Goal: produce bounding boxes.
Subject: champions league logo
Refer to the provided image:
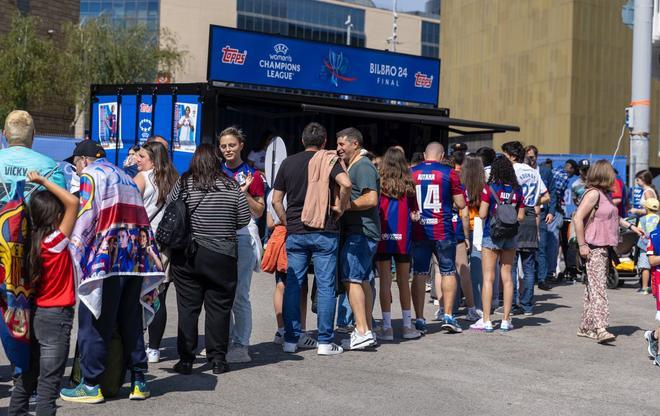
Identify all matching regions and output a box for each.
[139,119,152,137]
[322,50,357,87]
[273,43,288,55]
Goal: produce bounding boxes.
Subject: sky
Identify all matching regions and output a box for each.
[372,0,429,12]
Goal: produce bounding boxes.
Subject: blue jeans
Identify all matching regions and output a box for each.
[230,234,257,346]
[469,233,483,311]
[336,293,354,327]
[514,251,537,313]
[537,215,561,282]
[285,232,339,345]
[9,307,74,416]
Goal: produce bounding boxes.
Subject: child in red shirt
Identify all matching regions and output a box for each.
[9,172,78,415]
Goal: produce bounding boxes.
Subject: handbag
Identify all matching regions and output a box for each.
[156,179,206,251]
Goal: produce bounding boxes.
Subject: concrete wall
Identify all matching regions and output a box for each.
[440,0,575,153]
[440,0,660,167]
[364,7,423,55]
[159,0,237,82]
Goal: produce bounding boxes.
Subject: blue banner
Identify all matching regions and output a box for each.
[208,25,440,106]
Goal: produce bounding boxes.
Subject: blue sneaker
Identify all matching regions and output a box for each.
[129,380,151,400]
[645,331,658,358]
[441,315,463,333]
[415,318,427,335]
[60,382,104,404]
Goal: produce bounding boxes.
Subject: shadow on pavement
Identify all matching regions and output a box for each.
[609,325,643,337]
[227,341,305,371]
[147,371,218,398]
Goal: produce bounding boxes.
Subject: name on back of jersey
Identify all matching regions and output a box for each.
[419,218,439,225]
[417,174,435,181]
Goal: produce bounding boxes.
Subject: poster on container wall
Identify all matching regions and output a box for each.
[91,93,201,173]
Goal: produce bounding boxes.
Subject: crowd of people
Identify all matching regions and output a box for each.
[3,109,660,415]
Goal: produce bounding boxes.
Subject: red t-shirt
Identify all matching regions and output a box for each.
[35,230,75,308]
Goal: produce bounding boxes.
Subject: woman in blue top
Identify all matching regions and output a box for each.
[471,156,525,333]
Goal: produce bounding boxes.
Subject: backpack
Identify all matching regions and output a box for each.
[489,185,519,239]
[156,179,206,251]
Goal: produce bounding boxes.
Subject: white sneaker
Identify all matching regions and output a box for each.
[470,318,494,332]
[283,342,298,353]
[273,331,284,345]
[317,343,344,355]
[226,344,251,363]
[374,326,394,341]
[402,326,422,339]
[198,348,207,357]
[349,330,376,350]
[297,333,318,349]
[146,348,160,363]
[500,320,514,332]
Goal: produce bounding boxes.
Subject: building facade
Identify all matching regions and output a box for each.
[80,0,159,31]
[0,0,80,136]
[440,0,660,167]
[156,0,440,83]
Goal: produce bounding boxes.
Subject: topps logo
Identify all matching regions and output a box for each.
[414,72,433,88]
[139,103,152,113]
[221,46,247,65]
[419,218,439,225]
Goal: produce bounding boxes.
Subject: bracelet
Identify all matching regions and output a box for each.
[579,243,588,247]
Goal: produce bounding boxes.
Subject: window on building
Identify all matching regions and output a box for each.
[421,21,439,58]
[80,0,160,34]
[237,0,366,47]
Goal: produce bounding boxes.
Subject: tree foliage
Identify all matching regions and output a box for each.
[0,13,186,129]
[0,13,60,125]
[61,19,186,125]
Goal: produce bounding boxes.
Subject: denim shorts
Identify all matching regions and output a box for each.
[412,240,456,276]
[340,234,378,283]
[482,235,517,251]
[639,251,651,270]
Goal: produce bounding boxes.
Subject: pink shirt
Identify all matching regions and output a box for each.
[584,189,619,247]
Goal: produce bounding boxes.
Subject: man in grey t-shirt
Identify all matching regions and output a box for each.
[336,127,380,350]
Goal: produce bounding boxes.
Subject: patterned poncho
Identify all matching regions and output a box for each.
[69,159,164,326]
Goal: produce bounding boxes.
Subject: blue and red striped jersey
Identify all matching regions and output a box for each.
[411,161,463,241]
[377,194,418,254]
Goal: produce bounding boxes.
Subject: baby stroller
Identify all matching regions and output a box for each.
[571,227,640,289]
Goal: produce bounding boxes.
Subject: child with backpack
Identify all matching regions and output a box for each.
[9,171,78,416]
[469,156,525,333]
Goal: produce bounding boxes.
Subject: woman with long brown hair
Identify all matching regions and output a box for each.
[574,160,642,343]
[168,144,251,374]
[374,147,422,341]
[134,140,179,363]
[461,154,486,316]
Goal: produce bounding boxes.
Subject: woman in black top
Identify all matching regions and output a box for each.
[168,144,251,375]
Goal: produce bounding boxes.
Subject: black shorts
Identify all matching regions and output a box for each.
[275,270,287,284]
[373,253,411,263]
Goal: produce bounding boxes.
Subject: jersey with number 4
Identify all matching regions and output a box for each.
[411,161,463,241]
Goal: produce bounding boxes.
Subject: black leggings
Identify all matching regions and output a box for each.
[148,282,170,349]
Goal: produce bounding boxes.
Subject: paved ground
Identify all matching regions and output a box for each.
[1,274,660,416]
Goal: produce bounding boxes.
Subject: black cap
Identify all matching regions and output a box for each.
[578,159,590,170]
[65,140,106,164]
[450,142,468,153]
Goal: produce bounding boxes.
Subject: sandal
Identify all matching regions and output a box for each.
[577,328,596,339]
[596,329,616,344]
